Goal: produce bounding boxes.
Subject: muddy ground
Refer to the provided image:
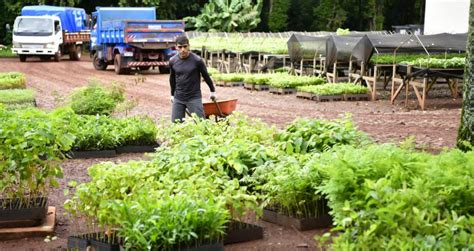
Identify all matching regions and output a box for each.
[0,56,463,250]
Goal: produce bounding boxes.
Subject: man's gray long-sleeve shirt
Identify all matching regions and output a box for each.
[169,52,215,101]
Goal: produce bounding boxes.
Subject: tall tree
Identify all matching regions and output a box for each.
[185,0,263,32]
[312,0,347,31]
[268,0,290,31]
[457,1,474,150]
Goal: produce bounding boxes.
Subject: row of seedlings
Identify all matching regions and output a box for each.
[0,72,37,109]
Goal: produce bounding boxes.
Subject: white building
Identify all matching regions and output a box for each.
[424,0,470,34]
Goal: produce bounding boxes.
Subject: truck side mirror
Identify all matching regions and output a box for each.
[55,25,61,33]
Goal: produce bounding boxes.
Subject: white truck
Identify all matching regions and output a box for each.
[11,5,90,62]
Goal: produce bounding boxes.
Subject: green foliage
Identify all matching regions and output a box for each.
[312,0,347,31]
[0,89,35,105]
[68,80,125,116]
[297,83,369,95]
[0,72,26,90]
[316,144,474,249]
[275,116,369,154]
[190,35,288,54]
[0,107,74,198]
[336,28,350,35]
[117,116,158,146]
[371,53,465,64]
[400,57,465,69]
[213,73,246,82]
[0,46,15,57]
[268,0,290,31]
[185,0,263,32]
[267,74,325,88]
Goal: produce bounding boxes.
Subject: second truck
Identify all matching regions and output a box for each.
[90,7,185,74]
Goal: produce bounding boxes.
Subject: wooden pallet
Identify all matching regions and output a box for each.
[296,91,315,100]
[269,87,296,95]
[314,94,344,102]
[344,93,370,101]
[254,84,269,91]
[224,81,244,87]
[0,207,55,240]
[243,83,255,90]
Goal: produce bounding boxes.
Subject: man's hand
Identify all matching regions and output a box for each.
[170,96,174,103]
[210,92,217,101]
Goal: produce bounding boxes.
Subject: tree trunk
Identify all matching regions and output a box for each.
[457,1,474,150]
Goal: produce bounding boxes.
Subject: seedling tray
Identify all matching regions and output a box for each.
[69,150,117,159]
[0,197,48,228]
[224,220,264,244]
[67,233,120,251]
[224,81,244,87]
[254,84,269,91]
[116,144,160,154]
[243,83,255,90]
[296,91,316,100]
[262,208,332,231]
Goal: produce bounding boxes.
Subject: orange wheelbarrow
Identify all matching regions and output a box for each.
[186,99,238,122]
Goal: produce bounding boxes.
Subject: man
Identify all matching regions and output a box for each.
[169,35,216,122]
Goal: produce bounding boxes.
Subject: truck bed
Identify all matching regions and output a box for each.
[64,31,91,43]
[98,20,184,46]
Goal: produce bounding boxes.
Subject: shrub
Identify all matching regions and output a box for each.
[69,81,125,115]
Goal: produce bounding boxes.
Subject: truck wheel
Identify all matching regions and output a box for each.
[69,45,82,61]
[19,55,27,62]
[114,54,129,75]
[159,66,170,74]
[93,54,108,71]
[54,50,61,62]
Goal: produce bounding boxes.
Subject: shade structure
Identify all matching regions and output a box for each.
[325,35,374,67]
[287,34,330,63]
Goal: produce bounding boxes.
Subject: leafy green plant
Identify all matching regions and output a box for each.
[297,83,368,95]
[371,53,465,65]
[190,35,288,54]
[185,0,263,32]
[117,116,157,146]
[275,116,369,154]
[68,80,125,115]
[0,89,35,105]
[0,46,15,58]
[0,72,26,90]
[400,57,465,69]
[268,74,325,88]
[0,107,74,200]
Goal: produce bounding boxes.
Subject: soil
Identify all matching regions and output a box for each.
[0,56,462,250]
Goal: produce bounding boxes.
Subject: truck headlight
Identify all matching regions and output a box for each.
[44,42,55,48]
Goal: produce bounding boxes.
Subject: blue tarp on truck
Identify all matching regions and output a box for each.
[21,5,87,33]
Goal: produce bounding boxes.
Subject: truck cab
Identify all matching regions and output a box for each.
[11,5,90,62]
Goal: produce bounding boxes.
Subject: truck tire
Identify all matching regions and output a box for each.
[19,55,27,62]
[93,54,108,71]
[159,66,170,74]
[69,45,82,61]
[114,54,130,75]
[54,50,61,62]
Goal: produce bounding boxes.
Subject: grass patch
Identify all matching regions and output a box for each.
[0,72,26,90]
[0,46,16,58]
[0,89,36,105]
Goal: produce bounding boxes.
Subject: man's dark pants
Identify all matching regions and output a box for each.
[171,98,205,122]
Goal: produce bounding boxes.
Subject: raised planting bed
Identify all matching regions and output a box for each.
[261,208,332,231]
[269,87,296,95]
[296,91,315,100]
[116,143,160,154]
[313,94,344,102]
[0,197,48,228]
[224,220,264,245]
[343,93,370,101]
[69,150,117,159]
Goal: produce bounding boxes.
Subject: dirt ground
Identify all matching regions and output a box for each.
[0,55,463,250]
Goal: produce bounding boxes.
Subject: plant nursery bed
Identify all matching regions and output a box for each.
[269,87,296,95]
[0,197,48,228]
[224,220,264,245]
[0,206,55,240]
[116,143,160,154]
[313,94,344,102]
[69,150,117,159]
[343,93,370,101]
[261,208,332,231]
[296,91,315,100]
[224,81,244,87]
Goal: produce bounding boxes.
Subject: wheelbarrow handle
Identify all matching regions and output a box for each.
[213,99,224,117]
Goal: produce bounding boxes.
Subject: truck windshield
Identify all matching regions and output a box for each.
[14,18,53,36]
